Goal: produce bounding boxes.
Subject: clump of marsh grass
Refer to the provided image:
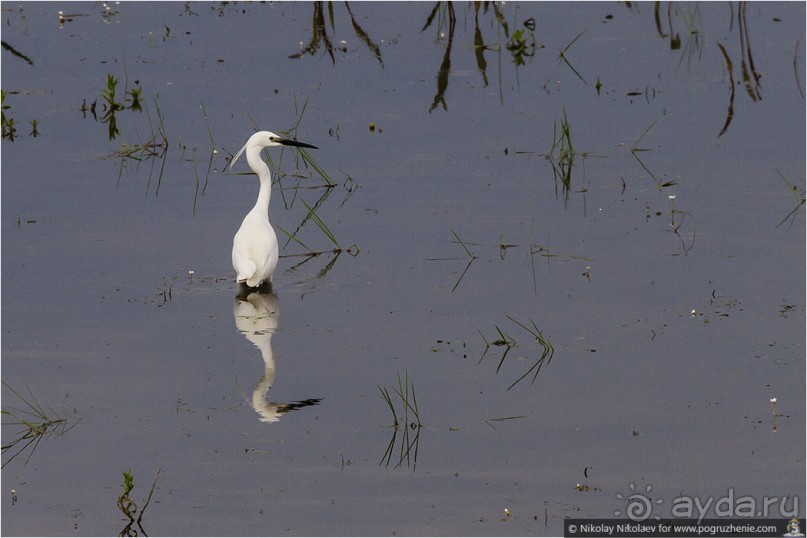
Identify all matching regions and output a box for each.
[378,371,421,470]
[535,108,599,209]
[547,107,576,201]
[185,101,220,216]
[276,188,360,277]
[105,96,167,161]
[775,169,805,229]
[193,101,217,201]
[478,316,555,390]
[507,27,536,66]
[262,94,335,188]
[505,316,555,388]
[424,228,480,293]
[630,120,676,190]
[448,228,479,292]
[498,234,517,260]
[478,323,517,378]
[662,194,696,255]
[101,96,169,196]
[1,381,80,468]
[558,31,586,84]
[87,61,172,197]
[484,413,527,429]
[95,70,144,141]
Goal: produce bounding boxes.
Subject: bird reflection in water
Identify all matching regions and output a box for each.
[233,286,321,423]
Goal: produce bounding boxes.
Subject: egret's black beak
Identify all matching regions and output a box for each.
[279,138,318,150]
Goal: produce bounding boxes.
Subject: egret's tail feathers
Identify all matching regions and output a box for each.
[245,274,267,288]
[235,259,257,284]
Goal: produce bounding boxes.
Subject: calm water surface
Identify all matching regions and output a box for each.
[1,2,804,536]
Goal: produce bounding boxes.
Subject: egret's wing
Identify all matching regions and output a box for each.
[232,231,258,283]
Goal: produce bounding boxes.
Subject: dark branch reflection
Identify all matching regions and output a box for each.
[289,1,335,63]
[737,1,761,101]
[290,1,383,67]
[426,2,455,113]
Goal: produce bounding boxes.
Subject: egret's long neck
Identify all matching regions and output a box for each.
[246,146,272,214]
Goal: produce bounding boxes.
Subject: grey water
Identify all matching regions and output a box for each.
[1,2,804,536]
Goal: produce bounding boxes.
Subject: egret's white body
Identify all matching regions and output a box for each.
[229,131,317,288]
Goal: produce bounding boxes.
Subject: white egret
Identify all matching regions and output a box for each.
[229,131,318,288]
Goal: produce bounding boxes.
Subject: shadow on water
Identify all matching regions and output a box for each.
[233,289,322,424]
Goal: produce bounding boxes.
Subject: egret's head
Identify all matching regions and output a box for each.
[230,131,318,171]
[251,131,318,150]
